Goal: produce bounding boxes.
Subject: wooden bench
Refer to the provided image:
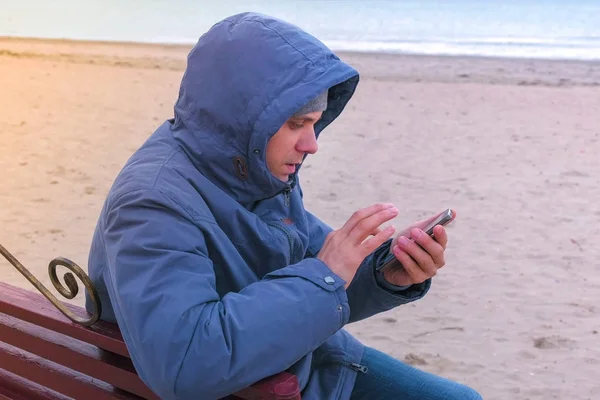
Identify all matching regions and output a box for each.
[0,246,302,400]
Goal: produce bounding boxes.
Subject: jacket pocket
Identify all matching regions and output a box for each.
[266,221,304,265]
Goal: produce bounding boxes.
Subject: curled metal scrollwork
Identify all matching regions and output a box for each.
[0,243,101,327]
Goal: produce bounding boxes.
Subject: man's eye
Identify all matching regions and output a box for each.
[289,122,304,130]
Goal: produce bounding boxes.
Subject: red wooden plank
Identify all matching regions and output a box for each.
[0,342,142,400]
[0,281,129,357]
[0,382,30,400]
[0,388,24,400]
[0,368,70,400]
[0,282,301,399]
[0,313,159,400]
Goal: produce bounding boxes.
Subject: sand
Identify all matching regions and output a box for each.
[1,37,599,399]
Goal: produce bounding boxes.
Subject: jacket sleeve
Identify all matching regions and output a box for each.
[303,210,430,324]
[100,189,350,400]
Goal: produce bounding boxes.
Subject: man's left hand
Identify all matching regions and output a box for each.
[383,210,455,287]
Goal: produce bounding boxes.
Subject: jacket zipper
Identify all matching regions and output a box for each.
[315,360,368,374]
[261,179,295,205]
[344,362,368,373]
[283,185,292,207]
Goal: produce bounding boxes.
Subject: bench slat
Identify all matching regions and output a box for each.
[0,281,302,399]
[0,313,159,400]
[0,282,128,357]
[0,388,27,400]
[0,369,70,400]
[0,342,143,400]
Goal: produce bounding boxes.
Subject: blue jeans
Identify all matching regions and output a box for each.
[350,347,482,400]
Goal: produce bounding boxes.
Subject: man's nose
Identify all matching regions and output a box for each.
[297,130,318,154]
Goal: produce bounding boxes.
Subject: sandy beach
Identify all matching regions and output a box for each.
[1,37,599,399]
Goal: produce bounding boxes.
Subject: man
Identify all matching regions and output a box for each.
[86,12,482,400]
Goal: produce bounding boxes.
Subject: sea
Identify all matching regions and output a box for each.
[1,0,600,60]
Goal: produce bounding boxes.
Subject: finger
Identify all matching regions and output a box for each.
[392,245,430,283]
[432,225,448,250]
[397,235,438,276]
[348,206,398,244]
[370,227,382,236]
[341,203,396,235]
[361,225,396,255]
[411,228,446,267]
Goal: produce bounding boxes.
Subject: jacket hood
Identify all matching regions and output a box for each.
[170,12,359,206]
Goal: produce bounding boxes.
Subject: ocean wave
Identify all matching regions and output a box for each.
[324,39,600,60]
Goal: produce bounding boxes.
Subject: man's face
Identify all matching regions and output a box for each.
[266,111,322,182]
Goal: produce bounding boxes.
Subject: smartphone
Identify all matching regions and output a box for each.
[422,208,454,237]
[378,208,455,271]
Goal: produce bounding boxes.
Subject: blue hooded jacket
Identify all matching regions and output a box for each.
[86,12,430,400]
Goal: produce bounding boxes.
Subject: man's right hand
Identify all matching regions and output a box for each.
[317,203,398,288]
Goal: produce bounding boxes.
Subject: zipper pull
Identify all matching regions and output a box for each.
[348,362,368,373]
[283,187,292,207]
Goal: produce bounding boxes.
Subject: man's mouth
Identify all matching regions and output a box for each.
[285,163,299,173]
